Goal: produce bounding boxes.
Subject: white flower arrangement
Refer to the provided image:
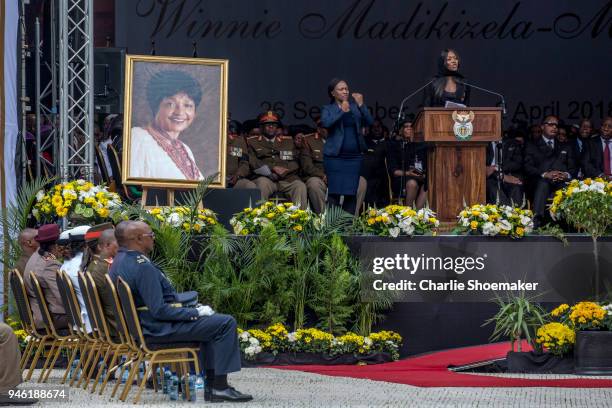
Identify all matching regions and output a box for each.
[457,204,533,239]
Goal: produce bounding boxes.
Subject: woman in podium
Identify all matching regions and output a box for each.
[321,78,374,215]
[423,49,471,107]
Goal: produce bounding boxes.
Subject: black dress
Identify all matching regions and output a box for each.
[422,79,471,107]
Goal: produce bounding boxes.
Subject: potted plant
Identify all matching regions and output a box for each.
[569,301,612,375]
[484,292,556,372]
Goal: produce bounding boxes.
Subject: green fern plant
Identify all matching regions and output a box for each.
[309,234,353,334]
[1,177,53,270]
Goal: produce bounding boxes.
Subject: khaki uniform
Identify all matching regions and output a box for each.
[86,255,118,340]
[15,252,33,276]
[23,251,67,330]
[247,134,307,208]
[301,133,327,214]
[227,135,256,189]
[0,323,22,393]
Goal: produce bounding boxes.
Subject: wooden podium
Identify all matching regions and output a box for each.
[413,107,502,222]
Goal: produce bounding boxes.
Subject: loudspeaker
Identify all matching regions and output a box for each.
[203,188,262,231]
[94,47,126,114]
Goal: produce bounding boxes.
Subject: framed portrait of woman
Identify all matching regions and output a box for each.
[122,54,228,188]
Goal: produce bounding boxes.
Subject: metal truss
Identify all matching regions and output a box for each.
[58,0,94,182]
[34,10,59,179]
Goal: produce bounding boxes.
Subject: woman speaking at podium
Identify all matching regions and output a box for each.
[321,78,374,215]
[423,49,471,107]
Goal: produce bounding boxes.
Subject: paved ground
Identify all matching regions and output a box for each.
[17,368,612,407]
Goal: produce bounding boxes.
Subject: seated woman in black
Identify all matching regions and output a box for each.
[387,118,428,208]
[423,49,471,107]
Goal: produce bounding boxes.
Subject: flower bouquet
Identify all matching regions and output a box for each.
[146,206,218,234]
[358,205,439,237]
[230,202,320,235]
[33,179,121,224]
[456,204,533,239]
[550,178,612,238]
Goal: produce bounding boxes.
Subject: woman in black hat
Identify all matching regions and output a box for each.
[423,49,471,107]
[321,78,374,215]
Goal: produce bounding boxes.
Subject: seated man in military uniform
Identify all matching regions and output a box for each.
[300,122,328,214]
[23,224,69,331]
[247,111,307,209]
[109,221,252,403]
[83,224,119,339]
[226,120,256,189]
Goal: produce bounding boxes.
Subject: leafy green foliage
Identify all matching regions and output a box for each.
[484,291,547,352]
[1,177,53,270]
[309,234,353,334]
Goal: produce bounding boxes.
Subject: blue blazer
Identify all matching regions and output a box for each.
[321,102,374,157]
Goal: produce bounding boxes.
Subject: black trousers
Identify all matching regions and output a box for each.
[486,177,524,206]
[533,179,565,219]
[147,313,241,376]
[328,193,357,215]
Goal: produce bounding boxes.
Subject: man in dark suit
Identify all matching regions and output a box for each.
[486,135,525,206]
[524,115,578,226]
[581,116,612,180]
[109,221,252,403]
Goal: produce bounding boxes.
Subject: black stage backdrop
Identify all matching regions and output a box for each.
[116,0,611,126]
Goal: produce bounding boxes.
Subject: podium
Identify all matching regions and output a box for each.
[413,107,502,222]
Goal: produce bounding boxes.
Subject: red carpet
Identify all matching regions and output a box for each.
[272,342,612,387]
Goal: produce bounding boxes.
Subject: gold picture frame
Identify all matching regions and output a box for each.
[122,54,228,189]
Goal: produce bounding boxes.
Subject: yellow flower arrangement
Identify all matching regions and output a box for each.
[456,204,533,239]
[551,303,570,318]
[146,206,218,233]
[33,179,121,223]
[549,178,612,238]
[358,205,439,237]
[569,301,606,330]
[536,322,575,356]
[236,325,403,360]
[230,201,320,235]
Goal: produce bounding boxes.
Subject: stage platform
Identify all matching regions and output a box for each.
[344,235,612,356]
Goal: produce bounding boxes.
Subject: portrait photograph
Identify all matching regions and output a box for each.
[122,54,228,188]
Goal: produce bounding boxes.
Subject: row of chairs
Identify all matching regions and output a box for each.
[10,269,200,403]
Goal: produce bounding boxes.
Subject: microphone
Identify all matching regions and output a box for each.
[456,79,507,116]
[395,79,435,134]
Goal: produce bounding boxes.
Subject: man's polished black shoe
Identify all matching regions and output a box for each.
[204,386,253,402]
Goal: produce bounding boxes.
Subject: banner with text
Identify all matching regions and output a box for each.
[116,0,611,126]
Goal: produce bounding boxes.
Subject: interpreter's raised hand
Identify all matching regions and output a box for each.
[352,93,364,107]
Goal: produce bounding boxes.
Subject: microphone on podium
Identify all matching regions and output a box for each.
[456,79,507,116]
[395,79,435,134]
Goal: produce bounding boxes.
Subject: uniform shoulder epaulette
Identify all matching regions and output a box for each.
[246,135,260,140]
[280,135,293,140]
[136,255,149,264]
[303,133,316,139]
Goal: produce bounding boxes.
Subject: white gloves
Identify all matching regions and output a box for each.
[197,305,215,317]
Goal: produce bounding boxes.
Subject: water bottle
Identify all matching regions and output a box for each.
[121,365,130,384]
[163,369,172,394]
[181,374,196,402]
[195,375,204,391]
[138,362,145,383]
[169,372,179,401]
[155,367,163,391]
[97,360,107,383]
[69,358,80,380]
